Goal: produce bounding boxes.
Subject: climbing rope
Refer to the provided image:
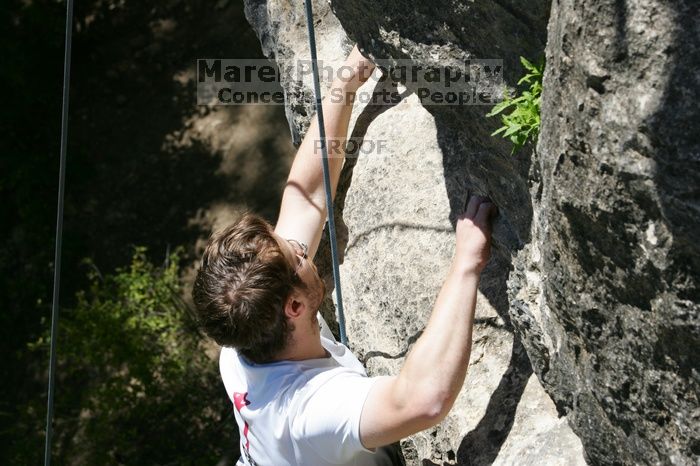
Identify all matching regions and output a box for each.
[303,0,348,346]
[44,0,74,464]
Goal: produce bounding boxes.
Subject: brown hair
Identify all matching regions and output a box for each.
[192,213,300,363]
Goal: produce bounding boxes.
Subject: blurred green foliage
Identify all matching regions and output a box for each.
[27,248,235,465]
[487,56,544,154]
[1,0,258,462]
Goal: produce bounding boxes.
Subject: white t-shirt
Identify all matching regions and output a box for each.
[219,315,397,466]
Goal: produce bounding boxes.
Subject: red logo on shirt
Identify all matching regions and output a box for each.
[233,392,253,453]
[233,391,250,411]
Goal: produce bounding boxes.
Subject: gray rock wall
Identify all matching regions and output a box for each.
[242,0,698,464]
[510,0,699,464]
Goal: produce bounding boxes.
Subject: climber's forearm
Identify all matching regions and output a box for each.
[274,78,355,258]
[394,261,480,418]
[274,45,373,258]
[287,77,354,208]
[359,198,493,449]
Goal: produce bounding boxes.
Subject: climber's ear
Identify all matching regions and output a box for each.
[283,292,306,320]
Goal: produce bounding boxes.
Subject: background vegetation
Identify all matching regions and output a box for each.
[26,249,232,465]
[1,0,292,463]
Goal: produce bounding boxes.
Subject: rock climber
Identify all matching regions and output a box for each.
[192,45,497,466]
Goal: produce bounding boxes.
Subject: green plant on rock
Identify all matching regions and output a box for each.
[487,56,544,154]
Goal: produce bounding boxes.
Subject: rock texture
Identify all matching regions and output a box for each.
[509,0,700,464]
[244,1,585,465]
[243,0,698,464]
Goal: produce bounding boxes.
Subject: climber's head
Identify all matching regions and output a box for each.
[192,212,324,363]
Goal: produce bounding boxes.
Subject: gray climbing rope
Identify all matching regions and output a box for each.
[45,0,74,464]
[303,0,348,346]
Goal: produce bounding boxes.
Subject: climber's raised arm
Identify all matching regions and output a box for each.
[274,46,374,259]
[358,195,496,449]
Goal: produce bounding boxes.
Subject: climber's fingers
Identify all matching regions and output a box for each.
[474,200,496,228]
[464,193,482,219]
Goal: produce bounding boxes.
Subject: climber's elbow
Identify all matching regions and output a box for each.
[397,378,454,425]
[424,387,457,423]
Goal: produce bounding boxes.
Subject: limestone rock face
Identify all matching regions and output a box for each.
[509,0,700,464]
[242,0,698,464]
[243,1,584,464]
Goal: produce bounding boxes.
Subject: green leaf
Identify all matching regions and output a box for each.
[503,124,523,137]
[491,126,508,136]
[518,73,537,85]
[486,99,514,117]
[520,56,537,72]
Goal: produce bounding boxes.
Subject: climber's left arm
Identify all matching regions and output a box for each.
[274,46,374,259]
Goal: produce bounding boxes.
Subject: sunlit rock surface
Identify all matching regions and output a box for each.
[243,0,698,464]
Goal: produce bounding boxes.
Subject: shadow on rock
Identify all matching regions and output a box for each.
[427,87,536,464]
[456,338,533,466]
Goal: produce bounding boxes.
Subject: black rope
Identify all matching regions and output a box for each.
[303,0,348,346]
[45,0,74,464]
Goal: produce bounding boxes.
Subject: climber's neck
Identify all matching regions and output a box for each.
[274,316,329,361]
